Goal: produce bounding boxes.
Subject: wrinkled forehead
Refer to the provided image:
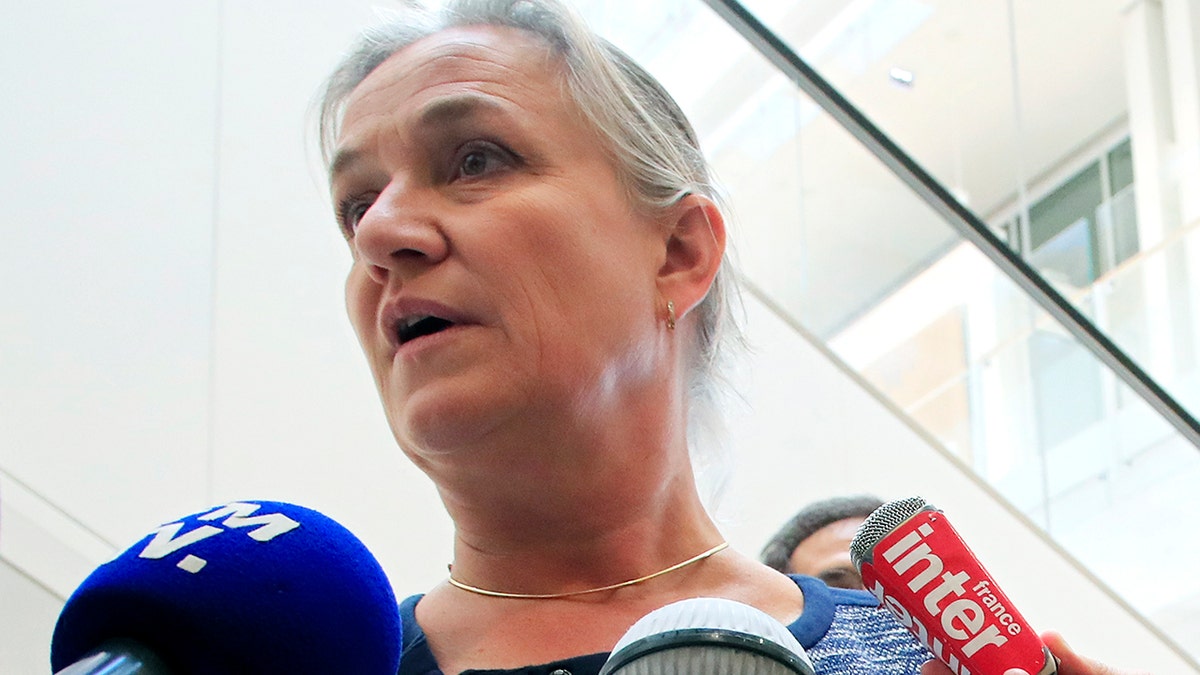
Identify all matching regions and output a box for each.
[341,24,571,131]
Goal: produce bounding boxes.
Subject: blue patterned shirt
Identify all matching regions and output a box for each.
[397,575,931,674]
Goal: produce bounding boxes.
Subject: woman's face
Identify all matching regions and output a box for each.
[331,26,669,455]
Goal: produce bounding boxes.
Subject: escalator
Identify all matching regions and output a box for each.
[586,0,1200,666]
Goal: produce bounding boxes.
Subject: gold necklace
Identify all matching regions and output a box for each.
[447,541,729,599]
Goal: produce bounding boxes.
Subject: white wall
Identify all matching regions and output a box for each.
[1,2,1194,673]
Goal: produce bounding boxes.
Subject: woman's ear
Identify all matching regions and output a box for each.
[656,193,726,318]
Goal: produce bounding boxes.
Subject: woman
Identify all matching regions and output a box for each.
[317,1,1138,673]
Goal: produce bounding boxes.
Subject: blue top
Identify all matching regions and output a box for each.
[397,575,930,674]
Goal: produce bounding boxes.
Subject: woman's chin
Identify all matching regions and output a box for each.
[388,389,522,457]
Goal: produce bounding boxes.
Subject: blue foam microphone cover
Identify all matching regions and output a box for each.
[50,500,401,675]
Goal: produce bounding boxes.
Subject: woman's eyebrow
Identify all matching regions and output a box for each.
[330,147,365,183]
[330,95,508,183]
[416,93,504,128]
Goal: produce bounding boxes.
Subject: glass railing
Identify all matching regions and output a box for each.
[587,0,1200,664]
[1076,218,1200,427]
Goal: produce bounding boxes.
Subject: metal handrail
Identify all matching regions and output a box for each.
[701,0,1200,451]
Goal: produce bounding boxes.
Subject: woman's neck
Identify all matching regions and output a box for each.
[441,459,724,598]
[415,546,806,675]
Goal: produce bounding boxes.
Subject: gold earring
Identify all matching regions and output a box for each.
[666,300,676,331]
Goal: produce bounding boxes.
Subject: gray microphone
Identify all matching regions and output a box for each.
[54,640,170,675]
[600,597,815,675]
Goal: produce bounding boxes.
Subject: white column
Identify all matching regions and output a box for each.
[1160,0,1200,393]
[1163,0,1200,226]
[1122,0,1179,247]
[1120,0,1179,383]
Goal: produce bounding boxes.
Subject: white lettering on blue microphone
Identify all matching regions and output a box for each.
[136,502,301,574]
[197,502,301,541]
[138,523,223,560]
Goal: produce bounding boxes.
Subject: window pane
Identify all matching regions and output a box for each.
[1108,137,1135,193]
[1029,162,1103,250]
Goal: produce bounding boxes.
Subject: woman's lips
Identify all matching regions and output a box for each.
[395,314,456,345]
[381,298,473,352]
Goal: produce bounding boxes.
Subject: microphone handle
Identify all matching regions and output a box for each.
[54,639,171,675]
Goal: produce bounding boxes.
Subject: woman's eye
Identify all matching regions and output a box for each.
[460,151,490,177]
[452,142,515,181]
[336,196,374,237]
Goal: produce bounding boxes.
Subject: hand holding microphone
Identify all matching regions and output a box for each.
[51,500,402,675]
[921,632,1151,675]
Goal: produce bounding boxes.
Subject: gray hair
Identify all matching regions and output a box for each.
[760,495,885,573]
[316,0,744,504]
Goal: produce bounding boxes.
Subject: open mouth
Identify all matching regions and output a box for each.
[396,315,455,345]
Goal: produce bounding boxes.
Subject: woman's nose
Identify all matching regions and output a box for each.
[352,185,450,285]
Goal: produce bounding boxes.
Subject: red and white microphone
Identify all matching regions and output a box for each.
[849,496,1056,675]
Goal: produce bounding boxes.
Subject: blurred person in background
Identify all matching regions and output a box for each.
[761,494,883,590]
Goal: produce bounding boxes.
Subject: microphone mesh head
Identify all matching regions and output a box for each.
[601,597,814,675]
[612,644,808,675]
[849,495,928,570]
